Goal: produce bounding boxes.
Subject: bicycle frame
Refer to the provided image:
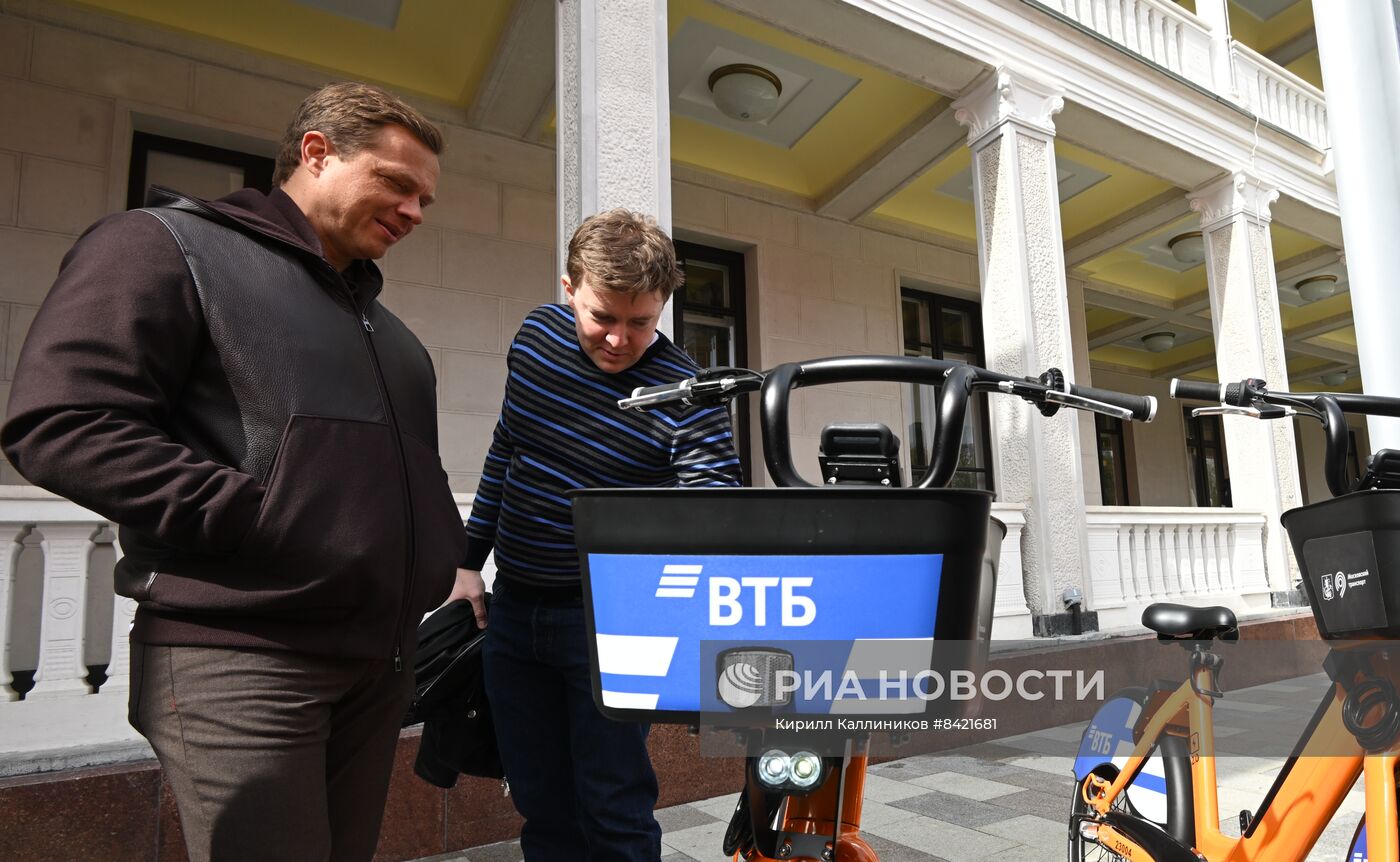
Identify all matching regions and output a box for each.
[1082,656,1400,862]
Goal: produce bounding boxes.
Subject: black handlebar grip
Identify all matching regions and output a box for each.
[1070,383,1157,422]
[1169,379,1224,402]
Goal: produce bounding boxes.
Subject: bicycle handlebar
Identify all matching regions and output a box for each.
[1170,376,1400,498]
[1169,379,1226,403]
[1068,383,1158,422]
[619,354,1157,489]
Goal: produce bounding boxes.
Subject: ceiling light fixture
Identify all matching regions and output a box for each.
[708,63,783,122]
[1141,331,1178,353]
[1296,274,1339,303]
[1321,370,1348,387]
[1167,232,1205,265]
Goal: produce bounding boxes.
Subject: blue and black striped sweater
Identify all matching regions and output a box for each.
[463,304,741,586]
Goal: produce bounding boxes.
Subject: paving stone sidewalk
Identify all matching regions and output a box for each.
[430,673,1367,861]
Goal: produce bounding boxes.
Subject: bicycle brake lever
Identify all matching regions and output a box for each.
[1191,405,1295,419]
[1192,405,1260,418]
[1043,390,1133,420]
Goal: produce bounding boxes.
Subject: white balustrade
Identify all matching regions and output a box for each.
[1042,0,1216,87]
[1230,40,1330,150]
[990,503,1032,639]
[0,487,1274,771]
[1031,1,1332,150]
[1086,506,1272,630]
[0,489,482,775]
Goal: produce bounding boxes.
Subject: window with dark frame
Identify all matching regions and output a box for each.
[673,241,750,484]
[899,288,994,490]
[1183,407,1232,507]
[1095,413,1132,506]
[127,132,274,210]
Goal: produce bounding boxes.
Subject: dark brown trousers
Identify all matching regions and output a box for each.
[129,642,412,862]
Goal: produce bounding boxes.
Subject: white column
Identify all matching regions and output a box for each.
[953,68,1093,631]
[29,524,96,698]
[1067,276,1102,506]
[0,525,28,702]
[556,0,674,335]
[1189,171,1302,600]
[1314,2,1400,450]
[1193,0,1235,96]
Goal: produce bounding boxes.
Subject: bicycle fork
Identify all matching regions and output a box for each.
[730,737,877,862]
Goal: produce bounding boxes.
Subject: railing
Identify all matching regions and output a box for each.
[0,492,1274,770]
[1039,0,1217,88]
[1085,505,1271,630]
[1230,40,1330,150]
[1,492,1032,771]
[0,490,485,775]
[1030,1,1333,151]
[990,503,1032,639]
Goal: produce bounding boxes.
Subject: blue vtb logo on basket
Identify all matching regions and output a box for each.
[653,563,817,627]
[586,553,942,713]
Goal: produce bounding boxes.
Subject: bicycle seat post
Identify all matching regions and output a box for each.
[1189,643,1226,700]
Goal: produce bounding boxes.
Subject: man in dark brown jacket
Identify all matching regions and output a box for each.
[1,82,466,862]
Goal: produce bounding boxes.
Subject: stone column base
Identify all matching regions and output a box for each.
[1032,610,1100,637]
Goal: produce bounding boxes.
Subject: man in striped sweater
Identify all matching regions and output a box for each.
[448,210,741,860]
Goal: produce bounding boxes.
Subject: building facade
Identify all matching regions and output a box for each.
[0,0,1390,849]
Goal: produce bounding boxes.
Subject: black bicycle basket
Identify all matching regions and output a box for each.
[1280,489,1400,640]
[571,486,1005,725]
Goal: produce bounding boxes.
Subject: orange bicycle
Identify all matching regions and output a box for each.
[1070,377,1400,862]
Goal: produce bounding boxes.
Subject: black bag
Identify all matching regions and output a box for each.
[405,598,505,785]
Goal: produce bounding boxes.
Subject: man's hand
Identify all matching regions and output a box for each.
[448,568,487,629]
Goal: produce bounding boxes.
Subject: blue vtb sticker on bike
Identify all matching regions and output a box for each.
[1075,696,1141,779]
[1076,694,1169,823]
[1351,824,1368,862]
[585,553,941,713]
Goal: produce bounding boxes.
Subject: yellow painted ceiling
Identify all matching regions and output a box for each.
[1310,325,1357,350]
[874,140,1175,243]
[66,0,513,106]
[1176,1,1321,87]
[1228,1,1321,88]
[1272,223,1323,259]
[1092,336,1216,375]
[1227,0,1314,55]
[666,0,945,200]
[873,146,975,239]
[1286,53,1323,89]
[1280,288,1351,329]
[1081,219,1327,303]
[1085,307,1137,332]
[1058,144,1177,238]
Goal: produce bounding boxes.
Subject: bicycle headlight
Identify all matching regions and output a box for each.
[756,749,791,787]
[789,751,822,788]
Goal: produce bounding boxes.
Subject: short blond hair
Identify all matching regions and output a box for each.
[275,82,443,185]
[566,209,684,301]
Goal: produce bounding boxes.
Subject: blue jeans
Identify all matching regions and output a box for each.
[482,582,662,861]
